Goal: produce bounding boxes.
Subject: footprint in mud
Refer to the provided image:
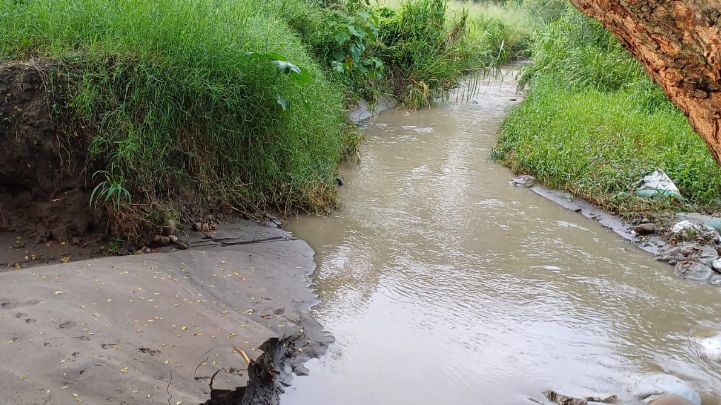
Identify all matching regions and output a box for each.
[0,299,40,310]
[59,321,75,329]
[138,347,161,356]
[13,314,38,324]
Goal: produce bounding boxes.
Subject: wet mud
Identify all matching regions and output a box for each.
[0,221,330,405]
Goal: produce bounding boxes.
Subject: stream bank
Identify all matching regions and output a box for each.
[0,221,330,405]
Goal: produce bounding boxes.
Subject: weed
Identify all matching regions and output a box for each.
[90,170,131,209]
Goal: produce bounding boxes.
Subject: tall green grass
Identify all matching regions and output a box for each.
[0,0,352,232]
[495,6,721,214]
[375,0,531,108]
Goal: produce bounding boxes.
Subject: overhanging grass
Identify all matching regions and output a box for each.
[495,5,721,216]
[0,0,352,232]
[494,77,721,214]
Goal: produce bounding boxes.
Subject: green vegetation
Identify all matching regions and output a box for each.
[0,0,531,237]
[494,5,721,215]
[1,0,351,236]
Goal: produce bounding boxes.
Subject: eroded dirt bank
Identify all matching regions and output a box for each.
[0,62,101,243]
[0,221,330,404]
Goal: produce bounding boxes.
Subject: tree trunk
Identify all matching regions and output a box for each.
[569,0,721,163]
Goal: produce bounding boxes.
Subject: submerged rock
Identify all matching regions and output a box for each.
[631,374,701,405]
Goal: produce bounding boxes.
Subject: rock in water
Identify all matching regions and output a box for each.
[631,374,701,405]
[634,223,657,235]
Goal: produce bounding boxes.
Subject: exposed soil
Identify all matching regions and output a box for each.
[0,61,102,243]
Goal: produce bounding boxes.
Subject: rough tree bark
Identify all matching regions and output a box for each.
[568,0,721,163]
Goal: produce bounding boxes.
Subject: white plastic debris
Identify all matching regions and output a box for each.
[672,220,697,235]
[510,174,535,188]
[636,170,681,199]
[631,374,701,405]
[696,334,721,361]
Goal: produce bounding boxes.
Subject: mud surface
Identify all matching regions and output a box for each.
[0,62,100,243]
[0,221,329,404]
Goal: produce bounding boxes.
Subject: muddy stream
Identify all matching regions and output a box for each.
[285,70,721,404]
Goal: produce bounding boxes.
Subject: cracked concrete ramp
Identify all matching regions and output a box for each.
[0,222,320,405]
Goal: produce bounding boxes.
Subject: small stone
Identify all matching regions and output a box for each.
[143,247,151,254]
[174,242,188,250]
[152,234,162,243]
[634,223,656,235]
[168,235,178,243]
[159,236,170,246]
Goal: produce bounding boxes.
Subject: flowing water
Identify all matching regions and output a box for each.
[284,70,721,404]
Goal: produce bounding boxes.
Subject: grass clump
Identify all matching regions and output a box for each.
[377,0,531,108]
[494,6,721,215]
[0,0,353,235]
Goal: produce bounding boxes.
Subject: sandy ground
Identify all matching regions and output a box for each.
[0,221,325,405]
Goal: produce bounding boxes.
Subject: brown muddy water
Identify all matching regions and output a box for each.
[285,70,721,404]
